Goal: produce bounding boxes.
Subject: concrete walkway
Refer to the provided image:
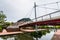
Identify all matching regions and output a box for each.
[0,29,23,36]
[20,28,46,32]
[0,31,23,36]
[0,29,46,36]
[52,29,60,40]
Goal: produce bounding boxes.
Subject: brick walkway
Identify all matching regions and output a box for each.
[52,29,60,40]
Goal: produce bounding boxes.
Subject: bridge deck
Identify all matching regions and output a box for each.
[19,18,60,27]
[19,15,60,27]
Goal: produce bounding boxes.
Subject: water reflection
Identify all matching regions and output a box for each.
[30,30,50,38]
[29,30,50,40]
[0,30,54,40]
[0,34,33,40]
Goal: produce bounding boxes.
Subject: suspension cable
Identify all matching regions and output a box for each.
[56,2,60,9]
[38,6,59,10]
[28,8,34,18]
[38,1,60,6]
[24,8,33,18]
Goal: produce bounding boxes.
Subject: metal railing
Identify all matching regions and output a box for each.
[32,10,60,21]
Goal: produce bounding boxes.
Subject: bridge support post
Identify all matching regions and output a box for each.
[49,14,51,20]
[34,2,38,32]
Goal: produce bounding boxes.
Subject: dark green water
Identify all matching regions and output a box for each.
[0,29,55,40]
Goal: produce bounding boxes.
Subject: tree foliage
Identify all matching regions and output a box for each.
[0,11,10,30]
[17,18,32,22]
[0,11,6,20]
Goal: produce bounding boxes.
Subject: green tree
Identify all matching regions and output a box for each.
[0,11,11,31]
[17,18,32,22]
[0,11,6,20]
[0,11,6,24]
[0,11,6,30]
[2,22,11,29]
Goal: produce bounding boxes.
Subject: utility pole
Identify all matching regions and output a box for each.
[34,2,38,32]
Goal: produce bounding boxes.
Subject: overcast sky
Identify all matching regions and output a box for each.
[0,0,60,22]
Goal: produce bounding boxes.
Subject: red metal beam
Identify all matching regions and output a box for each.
[19,19,60,27]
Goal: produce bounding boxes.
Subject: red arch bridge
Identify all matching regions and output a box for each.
[19,10,60,27]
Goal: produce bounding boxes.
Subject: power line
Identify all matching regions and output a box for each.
[38,1,60,6]
[56,2,60,9]
[38,6,59,10]
[37,1,60,11]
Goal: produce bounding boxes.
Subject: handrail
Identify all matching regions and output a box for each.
[32,10,60,20]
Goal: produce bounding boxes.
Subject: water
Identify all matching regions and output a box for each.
[38,30,54,40]
[0,29,55,40]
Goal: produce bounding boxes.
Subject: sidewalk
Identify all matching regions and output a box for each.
[0,29,23,36]
[52,29,60,40]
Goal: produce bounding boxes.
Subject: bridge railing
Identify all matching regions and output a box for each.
[32,10,60,21]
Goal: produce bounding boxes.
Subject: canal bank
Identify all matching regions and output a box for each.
[0,29,54,40]
[0,29,46,36]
